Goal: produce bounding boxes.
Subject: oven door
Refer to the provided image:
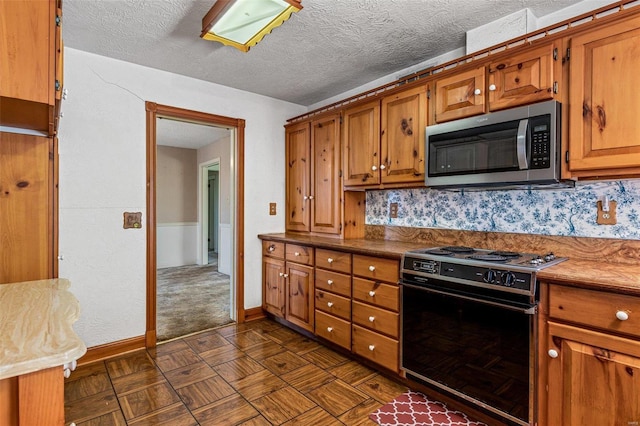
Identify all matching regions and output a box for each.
[401,282,536,426]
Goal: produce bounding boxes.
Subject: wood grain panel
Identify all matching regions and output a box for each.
[352,255,399,283]
[286,263,314,332]
[316,248,351,274]
[262,241,284,259]
[315,290,351,321]
[366,225,640,265]
[549,285,640,338]
[314,269,351,297]
[285,244,314,265]
[434,66,486,123]
[352,278,399,312]
[310,113,341,234]
[352,325,399,372]
[285,122,311,232]
[352,301,399,338]
[315,310,351,350]
[343,100,381,186]
[0,133,53,283]
[18,366,64,426]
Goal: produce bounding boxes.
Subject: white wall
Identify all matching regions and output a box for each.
[58,48,305,348]
[156,223,198,268]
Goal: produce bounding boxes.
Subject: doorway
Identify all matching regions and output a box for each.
[145,102,245,348]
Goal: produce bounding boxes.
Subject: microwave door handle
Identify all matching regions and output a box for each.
[516,119,529,170]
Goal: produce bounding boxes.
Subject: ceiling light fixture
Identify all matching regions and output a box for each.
[201,0,302,52]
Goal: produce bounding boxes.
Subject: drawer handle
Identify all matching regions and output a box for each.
[294,252,300,256]
[327,327,333,332]
[327,257,334,263]
[616,310,629,321]
[369,265,376,272]
[268,245,275,252]
[368,345,375,351]
[548,349,559,359]
[369,290,376,297]
[327,302,334,308]
[368,316,375,322]
[327,279,333,285]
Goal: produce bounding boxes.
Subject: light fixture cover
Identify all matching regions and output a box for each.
[201,0,302,52]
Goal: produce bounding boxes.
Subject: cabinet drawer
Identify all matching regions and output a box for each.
[352,325,398,372]
[285,244,314,265]
[352,301,399,338]
[315,269,351,297]
[315,290,351,321]
[315,310,351,350]
[353,255,399,283]
[316,249,351,273]
[262,241,284,259]
[352,277,399,311]
[549,285,640,339]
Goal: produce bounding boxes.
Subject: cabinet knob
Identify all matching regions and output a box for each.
[616,310,629,321]
[327,258,334,263]
[368,290,376,297]
[368,265,376,272]
[380,164,386,170]
[327,327,333,332]
[279,272,284,277]
[327,302,334,308]
[268,245,275,252]
[548,349,559,358]
[368,316,375,322]
[283,273,289,278]
[63,360,78,371]
[368,345,375,351]
[294,252,300,256]
[327,279,333,285]
[309,195,314,200]
[474,88,481,95]
[489,84,497,91]
[371,165,378,171]
[303,195,308,200]
[63,368,71,379]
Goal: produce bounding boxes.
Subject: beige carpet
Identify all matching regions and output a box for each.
[157,257,233,341]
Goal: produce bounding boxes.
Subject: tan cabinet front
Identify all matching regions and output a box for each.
[315,290,351,321]
[352,301,399,338]
[316,310,351,350]
[314,269,351,298]
[352,255,399,283]
[352,325,398,372]
[343,100,381,186]
[352,278,399,312]
[315,249,351,274]
[262,241,284,259]
[285,244,314,266]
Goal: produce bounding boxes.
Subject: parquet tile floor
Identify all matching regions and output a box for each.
[65,319,407,425]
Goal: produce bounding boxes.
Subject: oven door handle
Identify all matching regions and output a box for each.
[401,282,537,315]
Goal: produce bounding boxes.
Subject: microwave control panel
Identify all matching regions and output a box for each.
[530,115,551,169]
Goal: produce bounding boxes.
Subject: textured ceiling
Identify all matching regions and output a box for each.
[63,0,586,107]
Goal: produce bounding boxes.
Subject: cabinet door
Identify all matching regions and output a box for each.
[286,263,314,332]
[546,322,640,426]
[568,16,640,173]
[488,43,556,112]
[434,67,486,123]
[1,133,55,283]
[381,86,426,184]
[311,113,341,234]
[343,100,381,186]
[262,257,285,318]
[285,122,310,232]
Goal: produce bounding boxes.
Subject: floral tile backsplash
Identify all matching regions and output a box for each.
[366,180,640,240]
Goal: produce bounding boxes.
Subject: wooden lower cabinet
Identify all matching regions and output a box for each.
[542,283,640,425]
[315,310,351,350]
[352,325,399,372]
[352,301,398,338]
[285,262,314,332]
[315,290,350,321]
[262,256,285,317]
[545,322,640,426]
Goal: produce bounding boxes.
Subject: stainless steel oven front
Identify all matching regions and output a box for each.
[401,279,537,426]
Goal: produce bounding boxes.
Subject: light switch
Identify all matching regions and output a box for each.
[123,212,142,229]
[269,203,277,215]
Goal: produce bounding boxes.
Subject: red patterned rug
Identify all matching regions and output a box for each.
[369,390,488,426]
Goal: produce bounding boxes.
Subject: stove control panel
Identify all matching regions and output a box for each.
[410,259,439,274]
[440,262,531,291]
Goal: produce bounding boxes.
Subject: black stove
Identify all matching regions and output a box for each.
[401,245,567,301]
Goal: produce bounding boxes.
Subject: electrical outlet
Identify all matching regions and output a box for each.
[389,202,398,218]
[269,202,277,215]
[596,200,617,225]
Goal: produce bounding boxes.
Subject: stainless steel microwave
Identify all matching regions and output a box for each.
[425,101,562,189]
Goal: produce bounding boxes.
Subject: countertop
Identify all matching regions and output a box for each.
[259,233,640,297]
[0,278,87,380]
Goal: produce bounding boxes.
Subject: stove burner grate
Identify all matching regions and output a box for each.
[441,246,476,253]
[423,249,454,256]
[467,254,509,262]
[488,251,521,258]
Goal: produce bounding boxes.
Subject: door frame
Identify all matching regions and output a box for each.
[145,102,245,348]
[200,159,220,264]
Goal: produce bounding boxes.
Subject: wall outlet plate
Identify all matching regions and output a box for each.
[269,203,277,216]
[596,200,617,225]
[389,202,398,218]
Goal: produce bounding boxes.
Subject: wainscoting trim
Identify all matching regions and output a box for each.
[79,335,145,366]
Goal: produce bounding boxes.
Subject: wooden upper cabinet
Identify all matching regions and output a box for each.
[0,0,61,134]
[285,122,310,232]
[434,67,486,123]
[568,14,640,174]
[487,43,556,112]
[381,85,427,184]
[311,114,341,234]
[343,100,381,186]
